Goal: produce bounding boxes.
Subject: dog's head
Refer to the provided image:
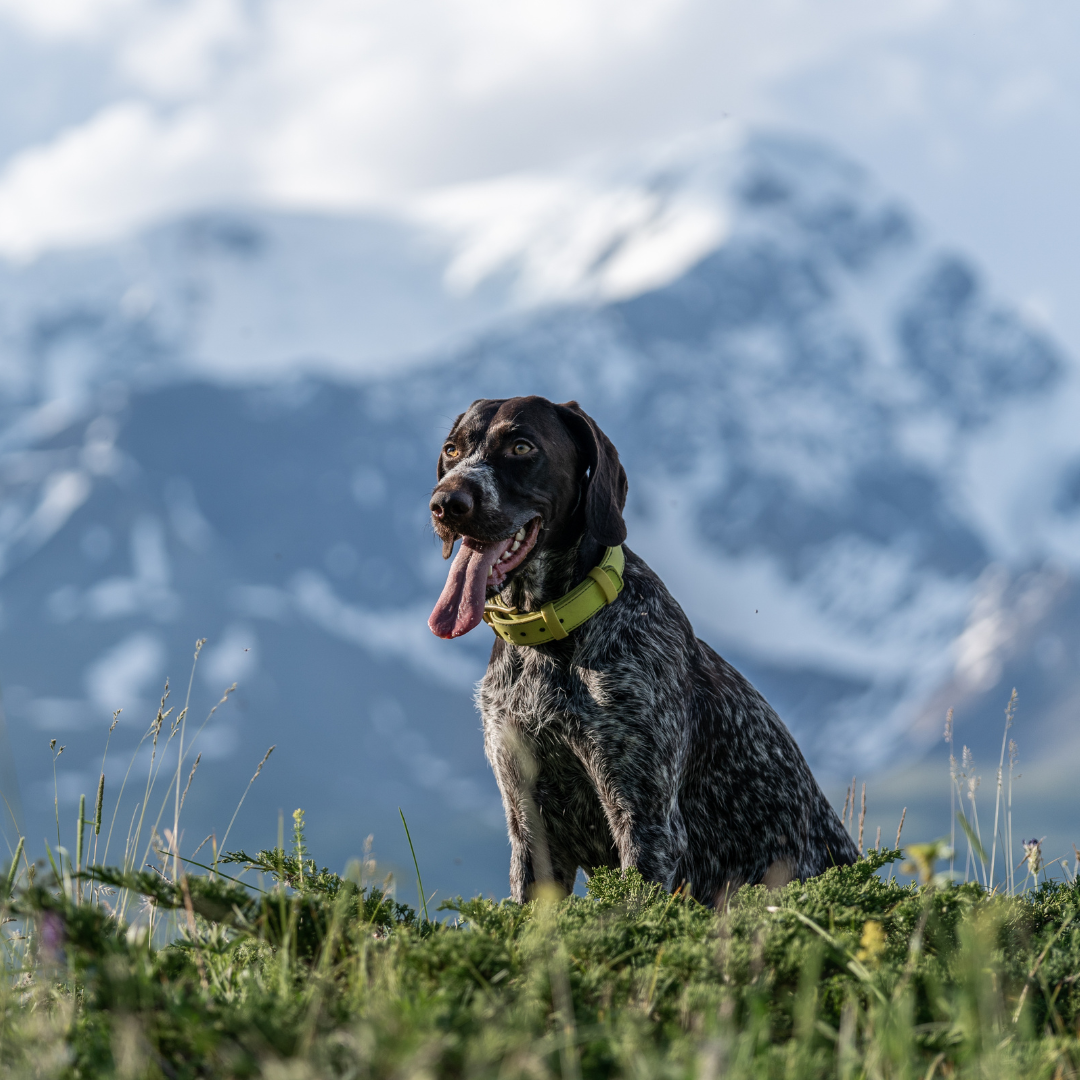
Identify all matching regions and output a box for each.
[427,396,627,639]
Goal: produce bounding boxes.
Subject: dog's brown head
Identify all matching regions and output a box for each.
[427,396,627,639]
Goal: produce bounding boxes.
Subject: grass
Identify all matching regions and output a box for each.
[1,651,1078,1078]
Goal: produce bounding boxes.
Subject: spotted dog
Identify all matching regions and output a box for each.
[428,396,858,905]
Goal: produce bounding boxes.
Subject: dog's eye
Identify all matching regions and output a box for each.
[443,444,459,458]
[511,441,533,456]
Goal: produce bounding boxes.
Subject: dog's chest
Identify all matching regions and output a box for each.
[480,643,610,737]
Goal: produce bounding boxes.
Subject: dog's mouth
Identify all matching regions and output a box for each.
[428,516,543,639]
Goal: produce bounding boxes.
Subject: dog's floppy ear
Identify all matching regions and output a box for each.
[555,401,628,547]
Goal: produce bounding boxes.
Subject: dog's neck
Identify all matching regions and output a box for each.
[499,532,606,612]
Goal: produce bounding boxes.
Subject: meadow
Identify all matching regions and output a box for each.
[2,652,1078,1079]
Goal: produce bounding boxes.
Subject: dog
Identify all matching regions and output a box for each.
[428,396,859,905]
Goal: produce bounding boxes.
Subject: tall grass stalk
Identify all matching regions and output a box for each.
[40,664,209,926]
[967,776,987,888]
[398,807,428,922]
[49,739,64,853]
[95,669,234,919]
[954,746,987,886]
[1008,738,1018,894]
[75,793,86,890]
[945,707,955,876]
[90,709,121,875]
[888,807,906,882]
[215,745,276,875]
[172,639,205,881]
[990,689,1016,890]
[130,681,172,871]
[102,715,158,868]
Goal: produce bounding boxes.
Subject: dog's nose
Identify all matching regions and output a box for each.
[431,488,474,521]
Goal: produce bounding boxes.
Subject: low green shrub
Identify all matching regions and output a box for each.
[3,663,1072,1077]
[3,839,1080,1079]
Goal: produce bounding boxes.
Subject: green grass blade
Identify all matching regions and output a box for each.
[957,811,989,866]
[4,835,24,895]
[399,807,429,923]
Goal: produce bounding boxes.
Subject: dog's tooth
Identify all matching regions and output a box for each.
[511,540,521,552]
[515,528,525,541]
[488,566,493,577]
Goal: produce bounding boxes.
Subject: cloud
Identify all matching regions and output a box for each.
[0,101,226,257]
[19,469,92,549]
[115,0,247,98]
[3,0,1080,367]
[0,0,140,40]
[79,516,182,622]
[84,630,166,714]
[0,0,951,258]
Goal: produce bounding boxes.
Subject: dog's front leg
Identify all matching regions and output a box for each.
[575,735,688,893]
[487,737,533,903]
[487,728,577,902]
[607,795,687,892]
[507,825,535,904]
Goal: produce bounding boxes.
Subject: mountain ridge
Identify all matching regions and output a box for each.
[1,129,1078,894]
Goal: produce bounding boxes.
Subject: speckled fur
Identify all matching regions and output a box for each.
[431,397,859,906]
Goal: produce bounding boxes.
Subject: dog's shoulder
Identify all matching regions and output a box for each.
[586,551,801,743]
[576,546,696,656]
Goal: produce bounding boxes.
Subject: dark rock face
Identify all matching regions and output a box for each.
[898,256,1060,423]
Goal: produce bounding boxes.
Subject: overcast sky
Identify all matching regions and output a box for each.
[1,0,1078,354]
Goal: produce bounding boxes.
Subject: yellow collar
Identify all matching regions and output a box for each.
[482,545,625,646]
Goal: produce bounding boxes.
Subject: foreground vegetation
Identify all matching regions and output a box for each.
[3,833,1080,1079]
[2,663,1076,1077]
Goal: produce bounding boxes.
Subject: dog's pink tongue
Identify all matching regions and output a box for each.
[429,538,508,639]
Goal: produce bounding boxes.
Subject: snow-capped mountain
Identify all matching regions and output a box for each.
[1,130,1078,897]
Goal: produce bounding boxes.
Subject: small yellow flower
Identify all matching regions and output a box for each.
[901,839,953,887]
[855,919,886,966]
